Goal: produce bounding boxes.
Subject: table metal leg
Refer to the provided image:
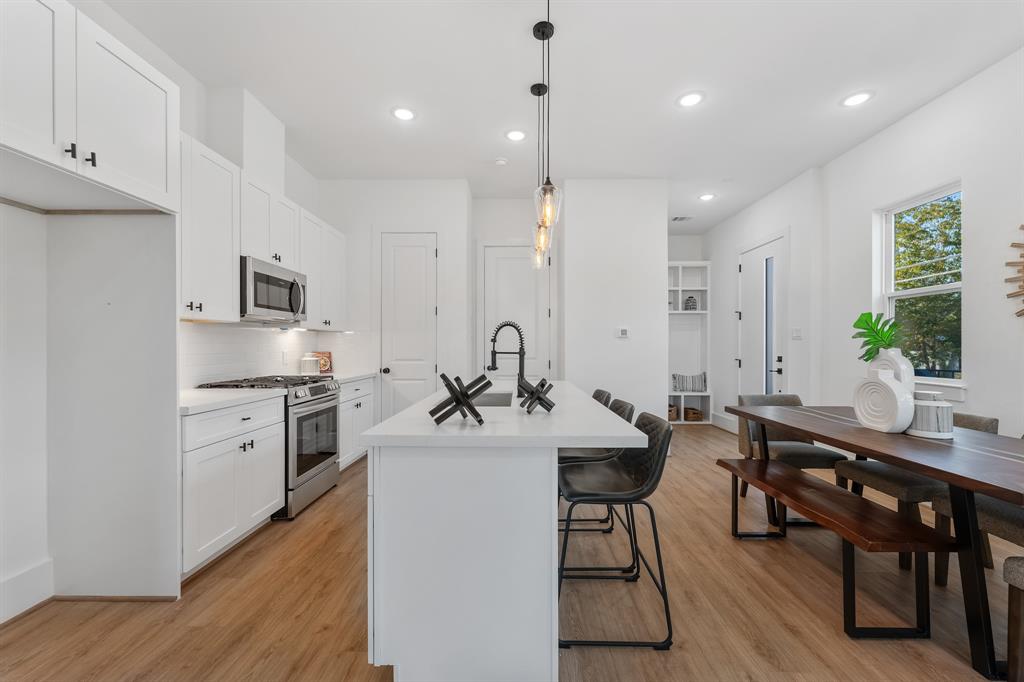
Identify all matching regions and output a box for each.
[949,485,1005,679]
[755,422,779,526]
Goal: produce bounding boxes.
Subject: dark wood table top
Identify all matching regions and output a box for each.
[725,404,1024,506]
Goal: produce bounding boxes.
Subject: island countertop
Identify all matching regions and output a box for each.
[361,380,647,449]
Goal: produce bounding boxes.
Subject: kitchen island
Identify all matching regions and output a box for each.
[361,381,647,682]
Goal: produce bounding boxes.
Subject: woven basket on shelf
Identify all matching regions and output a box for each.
[683,407,704,422]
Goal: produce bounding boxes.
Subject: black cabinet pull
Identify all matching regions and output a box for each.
[241,416,252,421]
[186,301,194,311]
[64,143,77,159]
[239,442,247,452]
[196,302,203,312]
[85,151,97,167]
[248,439,255,449]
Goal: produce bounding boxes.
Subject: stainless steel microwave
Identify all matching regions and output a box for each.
[240,256,307,323]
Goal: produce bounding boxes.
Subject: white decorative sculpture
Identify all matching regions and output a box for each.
[869,347,915,393]
[853,368,915,433]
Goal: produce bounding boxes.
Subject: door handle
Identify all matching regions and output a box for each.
[769,368,783,375]
[381,367,391,374]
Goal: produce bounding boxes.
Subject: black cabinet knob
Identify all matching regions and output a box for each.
[85,151,97,167]
[64,143,77,159]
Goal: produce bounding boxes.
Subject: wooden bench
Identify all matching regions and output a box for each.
[717,458,957,639]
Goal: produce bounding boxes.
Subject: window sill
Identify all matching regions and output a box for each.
[913,378,967,403]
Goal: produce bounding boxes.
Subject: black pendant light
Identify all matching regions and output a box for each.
[531,0,560,267]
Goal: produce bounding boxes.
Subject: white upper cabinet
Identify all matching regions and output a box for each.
[0,0,180,211]
[299,210,323,330]
[299,210,346,331]
[271,196,299,270]
[241,173,273,261]
[180,134,240,323]
[0,0,76,170]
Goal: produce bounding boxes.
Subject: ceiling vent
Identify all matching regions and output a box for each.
[671,216,693,222]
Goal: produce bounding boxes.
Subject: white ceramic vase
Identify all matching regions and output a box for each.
[906,390,954,439]
[869,347,915,393]
[853,368,915,433]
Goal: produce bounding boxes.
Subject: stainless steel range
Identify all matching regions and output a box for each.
[198,375,341,518]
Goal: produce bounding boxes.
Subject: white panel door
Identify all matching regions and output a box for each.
[271,197,299,270]
[0,0,76,170]
[380,233,437,419]
[183,437,241,571]
[321,226,346,329]
[241,175,272,261]
[75,12,180,210]
[180,134,240,322]
[299,211,323,330]
[739,237,788,396]
[483,246,550,380]
[239,422,285,527]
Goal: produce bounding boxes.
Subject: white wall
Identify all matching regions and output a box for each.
[318,180,473,380]
[0,206,53,622]
[668,235,704,261]
[703,169,825,430]
[820,49,1024,436]
[563,180,669,417]
[286,155,320,214]
[48,216,180,597]
[703,49,1024,437]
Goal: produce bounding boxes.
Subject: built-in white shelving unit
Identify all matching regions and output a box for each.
[667,261,711,424]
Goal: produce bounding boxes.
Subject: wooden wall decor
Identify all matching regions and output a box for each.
[1009,224,1024,318]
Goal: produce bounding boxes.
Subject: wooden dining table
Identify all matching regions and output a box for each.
[725,404,1024,680]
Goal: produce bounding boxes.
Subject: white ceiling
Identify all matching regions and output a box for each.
[105,0,1024,234]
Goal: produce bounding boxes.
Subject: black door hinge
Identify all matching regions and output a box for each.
[547,308,551,318]
[548,256,551,266]
[548,360,551,369]
[435,248,438,258]
[735,310,742,320]
[738,264,742,273]
[735,358,742,368]
[434,306,438,315]
[435,364,438,373]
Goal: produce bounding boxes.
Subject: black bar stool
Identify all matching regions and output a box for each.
[558,398,636,533]
[558,412,673,650]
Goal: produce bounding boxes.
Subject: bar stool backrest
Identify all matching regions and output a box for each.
[616,412,673,499]
[592,389,612,407]
[609,398,635,423]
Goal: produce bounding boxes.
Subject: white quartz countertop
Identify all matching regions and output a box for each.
[361,381,647,448]
[179,388,287,416]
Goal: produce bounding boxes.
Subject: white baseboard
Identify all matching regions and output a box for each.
[338,449,367,472]
[1,557,54,624]
[712,411,738,434]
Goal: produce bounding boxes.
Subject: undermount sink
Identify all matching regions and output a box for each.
[474,391,514,407]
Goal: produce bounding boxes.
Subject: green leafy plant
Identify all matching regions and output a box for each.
[852,312,902,362]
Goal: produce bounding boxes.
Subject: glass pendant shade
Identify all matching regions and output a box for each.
[532,244,545,270]
[534,223,551,253]
[534,179,562,228]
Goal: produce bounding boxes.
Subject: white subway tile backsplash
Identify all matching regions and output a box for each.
[178,322,319,387]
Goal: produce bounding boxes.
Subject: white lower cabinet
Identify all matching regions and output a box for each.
[182,409,284,572]
[339,388,374,470]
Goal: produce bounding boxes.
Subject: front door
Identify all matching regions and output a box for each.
[380,233,437,419]
[482,245,550,381]
[739,237,788,396]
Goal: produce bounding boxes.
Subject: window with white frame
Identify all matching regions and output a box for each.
[883,187,962,381]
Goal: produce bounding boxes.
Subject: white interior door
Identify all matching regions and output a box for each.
[380,233,437,419]
[739,237,788,396]
[482,246,550,380]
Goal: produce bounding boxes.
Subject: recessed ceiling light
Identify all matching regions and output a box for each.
[392,107,415,121]
[677,91,704,107]
[505,130,526,142]
[494,157,509,166]
[841,91,873,107]
[699,193,715,201]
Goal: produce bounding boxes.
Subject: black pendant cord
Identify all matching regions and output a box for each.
[545,35,551,181]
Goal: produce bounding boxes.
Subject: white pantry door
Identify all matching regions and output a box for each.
[380,233,437,419]
[482,246,550,380]
[739,237,788,396]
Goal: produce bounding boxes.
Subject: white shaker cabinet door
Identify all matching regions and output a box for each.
[352,394,374,457]
[0,0,76,170]
[75,12,180,211]
[271,196,300,270]
[321,226,346,330]
[299,211,324,330]
[183,436,243,572]
[180,134,240,322]
[241,174,272,262]
[239,422,285,527]
[339,398,358,463]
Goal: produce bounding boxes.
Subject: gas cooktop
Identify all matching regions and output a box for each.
[198,375,333,389]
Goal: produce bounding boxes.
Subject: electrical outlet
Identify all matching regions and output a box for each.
[791,328,803,340]
[616,327,629,339]
[281,350,289,367]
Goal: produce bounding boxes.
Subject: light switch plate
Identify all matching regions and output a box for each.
[616,327,629,339]
[791,328,803,340]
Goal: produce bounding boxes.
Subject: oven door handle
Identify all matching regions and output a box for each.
[290,395,338,417]
[290,277,305,320]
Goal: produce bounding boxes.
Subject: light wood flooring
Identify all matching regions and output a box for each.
[1,425,1015,681]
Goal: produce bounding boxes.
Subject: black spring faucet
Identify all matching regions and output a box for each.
[486,321,527,397]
